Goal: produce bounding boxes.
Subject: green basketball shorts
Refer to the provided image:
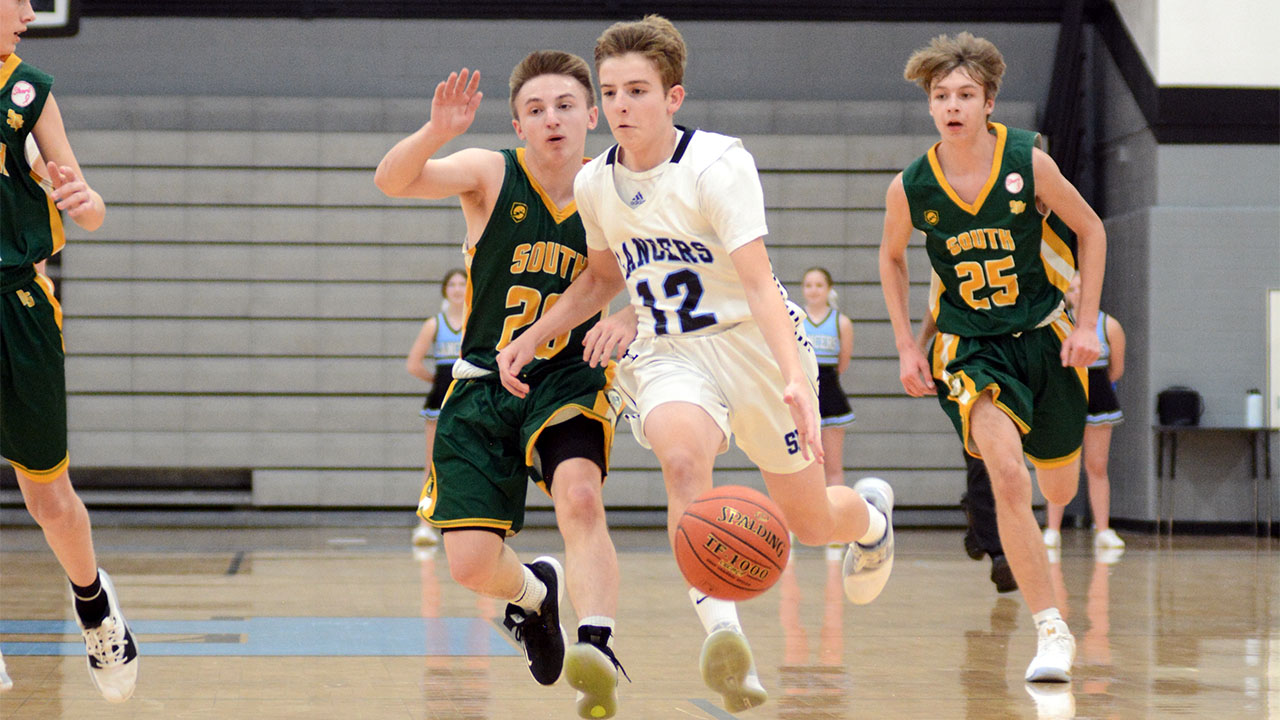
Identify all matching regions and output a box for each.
[1,266,69,481]
[417,361,619,536]
[930,312,1087,468]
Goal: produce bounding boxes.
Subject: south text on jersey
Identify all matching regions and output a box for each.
[945,228,1016,256]
[509,241,588,281]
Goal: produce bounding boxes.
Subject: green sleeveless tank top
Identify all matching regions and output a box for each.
[904,123,1070,337]
[460,148,598,378]
[1,55,63,269]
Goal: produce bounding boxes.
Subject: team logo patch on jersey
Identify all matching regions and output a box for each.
[924,209,940,225]
[1004,172,1024,194]
[6,109,23,131]
[510,202,528,223]
[10,81,35,108]
[1009,200,1026,215]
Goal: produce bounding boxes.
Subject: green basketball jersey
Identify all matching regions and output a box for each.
[904,123,1071,337]
[1,55,63,269]
[460,148,599,378]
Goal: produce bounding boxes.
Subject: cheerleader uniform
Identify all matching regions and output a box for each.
[804,309,855,427]
[1085,310,1122,425]
[421,312,463,420]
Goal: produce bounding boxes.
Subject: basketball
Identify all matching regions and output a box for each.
[674,485,791,601]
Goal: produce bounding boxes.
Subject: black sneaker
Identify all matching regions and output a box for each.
[990,553,1018,594]
[501,556,566,685]
[565,626,630,719]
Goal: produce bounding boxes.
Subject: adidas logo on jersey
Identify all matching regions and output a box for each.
[628,191,645,208]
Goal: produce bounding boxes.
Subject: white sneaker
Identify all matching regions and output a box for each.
[0,647,12,692]
[700,628,767,712]
[74,570,139,702]
[1093,528,1125,551]
[411,523,440,547]
[1024,619,1075,682]
[1042,528,1061,549]
[842,477,895,605]
[1025,683,1077,719]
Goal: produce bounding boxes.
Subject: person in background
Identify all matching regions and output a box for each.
[1043,273,1126,558]
[800,267,856,492]
[406,267,468,548]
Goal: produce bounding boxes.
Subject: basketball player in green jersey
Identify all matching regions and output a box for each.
[879,33,1105,684]
[375,51,629,719]
[1,0,138,702]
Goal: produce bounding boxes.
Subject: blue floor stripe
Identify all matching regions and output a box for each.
[0,617,518,657]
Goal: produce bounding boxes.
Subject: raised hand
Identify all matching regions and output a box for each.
[429,68,483,140]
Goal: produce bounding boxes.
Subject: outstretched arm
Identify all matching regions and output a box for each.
[730,238,823,463]
[879,174,933,397]
[496,248,626,397]
[374,69,502,204]
[32,95,105,231]
[1033,148,1105,368]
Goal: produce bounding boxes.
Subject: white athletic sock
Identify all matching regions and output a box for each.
[689,587,741,635]
[511,565,548,613]
[1032,607,1063,628]
[857,505,887,546]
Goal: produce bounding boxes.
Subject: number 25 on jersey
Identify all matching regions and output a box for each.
[955,256,1019,310]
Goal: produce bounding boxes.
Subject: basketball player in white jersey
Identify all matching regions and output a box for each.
[497,15,895,712]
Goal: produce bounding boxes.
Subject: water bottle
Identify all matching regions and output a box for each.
[1244,389,1264,428]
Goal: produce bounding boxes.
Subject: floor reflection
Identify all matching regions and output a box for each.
[417,547,494,720]
[775,547,849,719]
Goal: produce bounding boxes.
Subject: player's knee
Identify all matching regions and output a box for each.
[988,471,1032,507]
[1041,479,1077,506]
[446,553,496,591]
[25,484,83,531]
[553,476,605,528]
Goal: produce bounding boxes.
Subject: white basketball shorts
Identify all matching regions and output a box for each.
[616,318,819,475]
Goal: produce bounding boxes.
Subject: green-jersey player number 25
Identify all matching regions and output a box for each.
[956,256,1019,310]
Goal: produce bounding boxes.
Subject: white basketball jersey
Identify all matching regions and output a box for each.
[576,128,783,339]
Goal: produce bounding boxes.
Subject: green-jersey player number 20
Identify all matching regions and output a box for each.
[956,256,1019,310]
[497,285,571,359]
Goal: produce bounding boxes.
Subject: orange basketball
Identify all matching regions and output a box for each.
[674,485,791,601]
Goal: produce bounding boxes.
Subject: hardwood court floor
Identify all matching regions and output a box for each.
[0,526,1275,719]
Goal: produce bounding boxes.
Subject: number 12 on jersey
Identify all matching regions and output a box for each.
[636,269,718,335]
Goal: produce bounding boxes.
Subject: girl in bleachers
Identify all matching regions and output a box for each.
[406,267,467,547]
[801,268,856,490]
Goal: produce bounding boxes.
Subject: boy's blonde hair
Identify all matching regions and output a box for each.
[594,14,687,92]
[903,32,1005,101]
[508,50,596,120]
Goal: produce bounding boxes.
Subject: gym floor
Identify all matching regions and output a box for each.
[0,526,1275,719]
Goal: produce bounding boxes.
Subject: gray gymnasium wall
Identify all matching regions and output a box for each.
[1090,28,1280,527]
[19,18,1058,102]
